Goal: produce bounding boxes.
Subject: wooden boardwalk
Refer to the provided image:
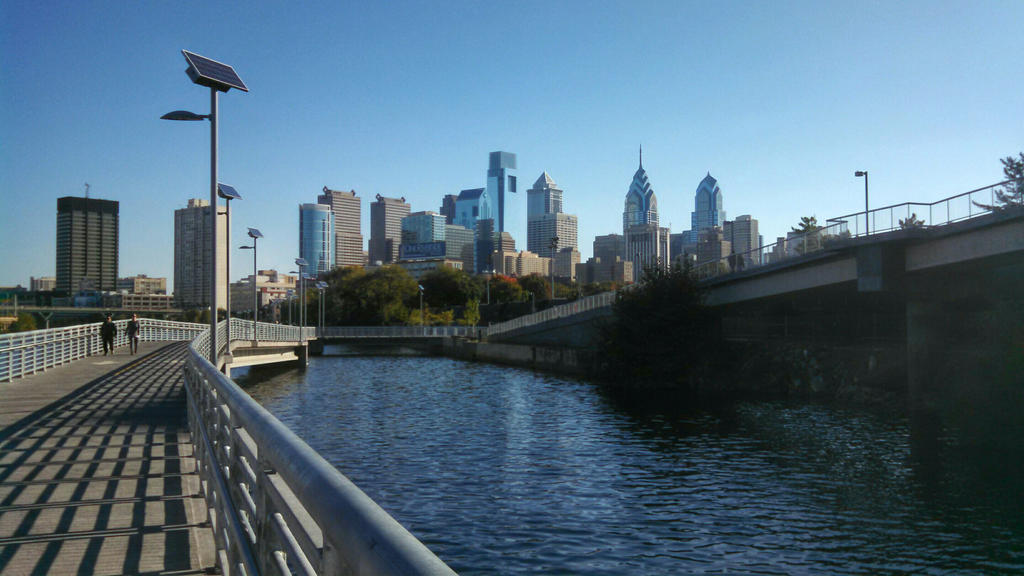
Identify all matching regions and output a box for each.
[0,342,214,575]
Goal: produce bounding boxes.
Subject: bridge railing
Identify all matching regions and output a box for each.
[692,180,1010,282]
[483,291,617,340]
[0,318,206,383]
[320,325,473,338]
[185,321,458,576]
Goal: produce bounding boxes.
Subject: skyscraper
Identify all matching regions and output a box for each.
[369,195,410,265]
[528,213,578,259]
[623,148,668,280]
[440,194,458,225]
[318,186,365,267]
[623,148,659,231]
[688,173,726,242]
[56,196,119,292]
[527,172,577,259]
[527,172,563,219]
[454,188,488,231]
[724,215,760,266]
[174,198,227,308]
[401,211,446,244]
[299,203,334,275]
[486,151,517,233]
[593,234,625,264]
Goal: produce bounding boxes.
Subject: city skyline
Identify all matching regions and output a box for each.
[2,2,1022,288]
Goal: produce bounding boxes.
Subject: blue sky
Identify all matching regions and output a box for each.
[2,1,1022,288]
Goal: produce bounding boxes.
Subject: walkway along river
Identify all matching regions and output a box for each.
[235,353,1024,575]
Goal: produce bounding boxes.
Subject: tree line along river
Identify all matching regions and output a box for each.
[237,353,1024,575]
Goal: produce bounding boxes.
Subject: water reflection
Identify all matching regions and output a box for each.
[239,356,1024,575]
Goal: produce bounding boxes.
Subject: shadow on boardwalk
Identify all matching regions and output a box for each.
[0,342,214,575]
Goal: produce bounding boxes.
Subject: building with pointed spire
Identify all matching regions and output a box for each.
[623,148,669,280]
[526,172,577,259]
[527,172,563,218]
[623,146,659,231]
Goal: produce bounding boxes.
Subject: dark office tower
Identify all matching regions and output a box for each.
[440,194,458,225]
[318,186,366,267]
[486,151,517,232]
[369,194,411,265]
[56,196,119,293]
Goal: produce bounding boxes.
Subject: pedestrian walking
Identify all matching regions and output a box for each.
[100,314,116,356]
[126,313,141,355]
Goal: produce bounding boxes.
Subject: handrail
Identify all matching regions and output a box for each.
[320,325,472,338]
[483,291,616,340]
[186,319,458,575]
[0,318,207,383]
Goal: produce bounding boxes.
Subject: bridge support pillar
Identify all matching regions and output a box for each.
[295,344,309,370]
[906,298,941,410]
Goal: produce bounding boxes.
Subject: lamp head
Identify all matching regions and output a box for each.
[855,171,867,177]
[160,110,209,121]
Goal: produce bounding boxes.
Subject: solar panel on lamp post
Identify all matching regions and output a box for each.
[162,50,247,369]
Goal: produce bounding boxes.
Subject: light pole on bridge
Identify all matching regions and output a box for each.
[855,170,869,235]
[161,50,248,367]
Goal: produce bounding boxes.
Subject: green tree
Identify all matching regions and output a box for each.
[464,298,481,327]
[489,275,523,303]
[599,265,713,389]
[791,215,821,254]
[321,265,417,325]
[418,266,481,308]
[899,213,925,229]
[976,152,1024,210]
[517,274,551,302]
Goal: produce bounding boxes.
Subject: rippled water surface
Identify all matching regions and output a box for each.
[240,355,1024,575]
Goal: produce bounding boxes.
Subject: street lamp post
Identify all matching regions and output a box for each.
[855,170,869,235]
[549,236,559,301]
[240,227,262,343]
[217,184,241,346]
[316,282,328,337]
[162,50,248,368]
[418,284,425,336]
[294,258,308,343]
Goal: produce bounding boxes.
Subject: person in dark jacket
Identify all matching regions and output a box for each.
[126,314,140,355]
[100,315,116,356]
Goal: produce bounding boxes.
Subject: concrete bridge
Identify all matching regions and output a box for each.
[481,203,1024,391]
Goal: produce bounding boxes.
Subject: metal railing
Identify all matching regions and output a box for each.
[693,180,1011,282]
[482,291,616,340]
[186,320,458,576]
[0,318,206,382]
[320,325,473,338]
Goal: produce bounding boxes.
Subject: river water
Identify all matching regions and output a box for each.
[238,355,1024,575]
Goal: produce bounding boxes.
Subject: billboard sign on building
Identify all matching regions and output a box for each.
[399,241,446,260]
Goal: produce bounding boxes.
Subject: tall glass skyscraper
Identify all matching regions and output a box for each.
[486,151,517,233]
[623,148,659,231]
[299,203,334,275]
[691,173,726,234]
